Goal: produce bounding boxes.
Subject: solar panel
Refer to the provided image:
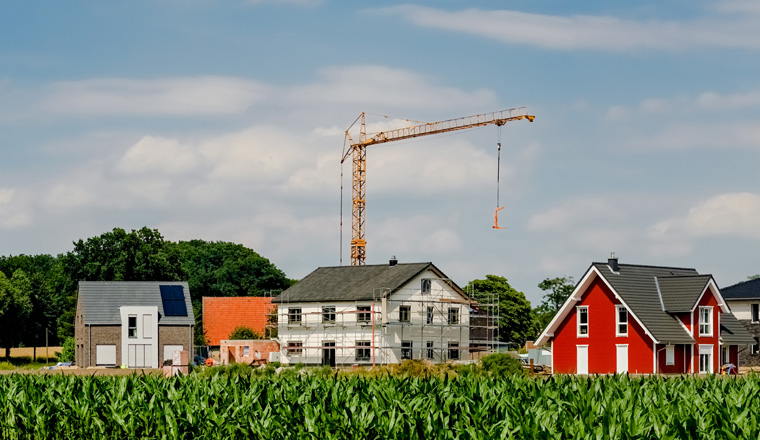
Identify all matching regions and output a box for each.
[160,285,188,316]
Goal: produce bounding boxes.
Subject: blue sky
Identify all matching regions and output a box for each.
[1,0,759,304]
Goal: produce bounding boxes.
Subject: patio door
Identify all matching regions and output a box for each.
[322,341,336,367]
[577,345,589,375]
[699,345,713,374]
[616,345,628,373]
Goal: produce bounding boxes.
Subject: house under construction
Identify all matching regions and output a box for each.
[270,259,499,366]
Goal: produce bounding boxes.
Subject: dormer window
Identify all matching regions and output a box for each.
[577,306,589,337]
[699,306,713,336]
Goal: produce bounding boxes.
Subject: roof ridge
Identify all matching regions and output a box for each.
[593,262,698,272]
[724,277,760,289]
[314,262,433,269]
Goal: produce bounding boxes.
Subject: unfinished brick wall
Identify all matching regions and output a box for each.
[159,325,194,363]
[86,325,122,368]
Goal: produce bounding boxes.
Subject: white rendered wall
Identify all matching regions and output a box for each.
[120,306,159,368]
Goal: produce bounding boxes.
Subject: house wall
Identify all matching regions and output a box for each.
[159,325,194,364]
[87,325,122,368]
[691,288,721,373]
[725,300,760,367]
[552,276,654,374]
[277,271,470,366]
[220,340,279,365]
[655,344,689,374]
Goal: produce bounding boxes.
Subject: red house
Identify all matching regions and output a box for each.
[203,297,273,346]
[536,255,753,374]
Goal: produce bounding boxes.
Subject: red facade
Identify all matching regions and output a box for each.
[552,277,654,374]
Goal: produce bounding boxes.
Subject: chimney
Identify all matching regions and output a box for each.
[389,256,398,267]
[608,252,619,272]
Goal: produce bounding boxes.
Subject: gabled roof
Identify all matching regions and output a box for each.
[722,278,760,300]
[657,275,713,313]
[272,262,466,303]
[537,261,746,346]
[78,281,194,326]
[203,297,272,346]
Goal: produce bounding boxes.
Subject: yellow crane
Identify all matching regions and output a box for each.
[341,107,535,266]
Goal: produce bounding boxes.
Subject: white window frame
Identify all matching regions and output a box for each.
[577,306,589,337]
[355,341,371,361]
[699,306,713,337]
[322,306,336,324]
[615,305,628,337]
[288,308,302,325]
[752,303,759,324]
[665,345,675,366]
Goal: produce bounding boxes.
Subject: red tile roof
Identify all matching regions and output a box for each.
[202,297,273,346]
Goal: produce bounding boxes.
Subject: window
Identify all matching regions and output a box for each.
[128,315,137,339]
[399,306,411,323]
[577,306,589,337]
[721,346,729,365]
[448,307,459,325]
[616,306,628,336]
[752,338,759,355]
[357,306,371,323]
[699,306,712,336]
[401,341,412,360]
[421,278,431,294]
[426,307,434,325]
[143,314,153,339]
[752,304,759,324]
[356,341,371,362]
[448,342,460,360]
[244,346,250,356]
[287,341,303,356]
[288,308,302,325]
[426,341,434,360]
[322,306,336,324]
[666,345,675,366]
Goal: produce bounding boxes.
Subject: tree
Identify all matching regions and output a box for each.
[534,276,575,335]
[229,325,262,340]
[748,275,760,281]
[464,275,536,347]
[0,270,34,358]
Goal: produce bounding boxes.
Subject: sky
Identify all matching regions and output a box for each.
[1,0,759,305]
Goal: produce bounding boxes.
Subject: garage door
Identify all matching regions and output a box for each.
[163,345,184,362]
[96,345,116,366]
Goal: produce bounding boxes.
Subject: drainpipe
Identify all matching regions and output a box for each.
[88,324,91,368]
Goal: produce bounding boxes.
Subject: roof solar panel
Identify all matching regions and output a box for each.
[160,285,188,316]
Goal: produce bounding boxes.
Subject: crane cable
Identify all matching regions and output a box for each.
[493,125,506,229]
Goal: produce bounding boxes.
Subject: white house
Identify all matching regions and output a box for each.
[272,260,472,366]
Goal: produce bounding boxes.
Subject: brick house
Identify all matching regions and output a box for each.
[721,278,760,366]
[536,255,753,374]
[74,281,194,369]
[202,296,273,347]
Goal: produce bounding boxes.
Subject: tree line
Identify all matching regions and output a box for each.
[0,227,294,354]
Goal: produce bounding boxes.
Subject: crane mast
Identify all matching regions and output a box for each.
[341,107,535,266]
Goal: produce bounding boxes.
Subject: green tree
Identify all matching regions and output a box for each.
[0,270,34,358]
[228,325,262,340]
[748,275,760,281]
[533,276,575,336]
[465,275,535,347]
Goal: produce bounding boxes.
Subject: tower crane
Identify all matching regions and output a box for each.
[341,107,535,266]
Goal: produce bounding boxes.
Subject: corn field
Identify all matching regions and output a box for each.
[2,373,760,439]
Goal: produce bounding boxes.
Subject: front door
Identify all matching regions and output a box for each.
[699,345,713,374]
[577,345,589,375]
[322,341,336,367]
[616,345,628,373]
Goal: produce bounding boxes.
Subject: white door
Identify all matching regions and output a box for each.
[699,345,713,374]
[577,345,589,374]
[616,345,628,373]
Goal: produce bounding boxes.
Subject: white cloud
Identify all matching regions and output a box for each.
[0,189,32,229]
[651,192,760,239]
[42,76,269,116]
[374,4,760,52]
[527,197,625,232]
[606,105,630,121]
[697,90,760,110]
[118,136,200,175]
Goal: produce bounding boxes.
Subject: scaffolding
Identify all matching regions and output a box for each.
[266,278,500,367]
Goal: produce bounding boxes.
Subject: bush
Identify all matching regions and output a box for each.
[59,337,75,362]
[481,353,523,376]
[228,326,262,340]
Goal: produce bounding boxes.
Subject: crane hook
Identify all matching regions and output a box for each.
[493,206,507,229]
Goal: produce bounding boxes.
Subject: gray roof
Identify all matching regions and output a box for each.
[657,275,712,313]
[720,313,756,344]
[78,281,195,325]
[722,278,760,300]
[273,262,464,303]
[593,263,699,344]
